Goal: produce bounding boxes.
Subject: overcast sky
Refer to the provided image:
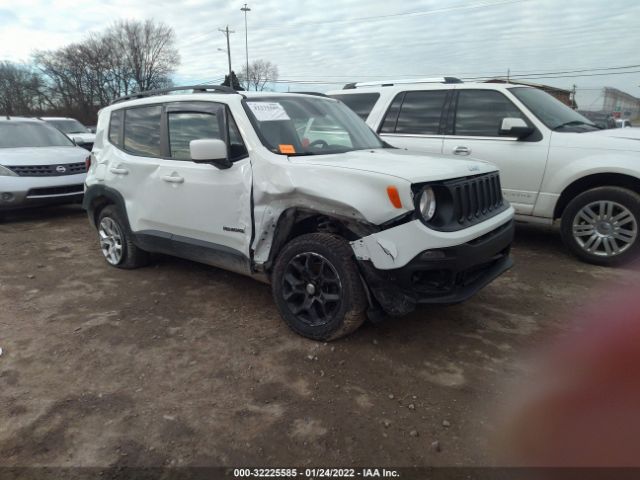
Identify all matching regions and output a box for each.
[0,0,639,109]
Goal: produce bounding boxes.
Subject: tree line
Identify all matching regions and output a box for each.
[0,18,281,126]
[0,20,180,125]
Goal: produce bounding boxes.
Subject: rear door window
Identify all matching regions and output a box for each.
[123,106,162,156]
[380,91,447,135]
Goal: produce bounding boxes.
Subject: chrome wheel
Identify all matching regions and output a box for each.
[99,217,124,265]
[281,252,342,327]
[572,200,638,257]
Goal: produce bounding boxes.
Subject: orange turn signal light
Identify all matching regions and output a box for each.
[386,186,402,209]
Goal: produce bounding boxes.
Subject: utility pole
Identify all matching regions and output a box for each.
[219,25,235,86]
[241,4,251,90]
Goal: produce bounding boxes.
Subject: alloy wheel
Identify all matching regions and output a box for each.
[572,200,638,257]
[281,252,343,327]
[99,217,124,265]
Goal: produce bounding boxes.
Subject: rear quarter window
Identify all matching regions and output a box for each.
[108,110,124,147]
[329,93,380,120]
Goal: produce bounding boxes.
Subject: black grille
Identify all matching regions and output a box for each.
[451,172,503,225]
[417,172,507,232]
[27,184,84,197]
[7,162,87,177]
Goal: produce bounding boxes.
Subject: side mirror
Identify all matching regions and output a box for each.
[499,117,534,139]
[189,139,232,169]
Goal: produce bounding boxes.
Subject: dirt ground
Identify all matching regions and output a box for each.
[1,204,639,468]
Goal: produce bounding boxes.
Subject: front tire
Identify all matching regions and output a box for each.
[97,205,150,269]
[560,187,640,266]
[271,233,367,341]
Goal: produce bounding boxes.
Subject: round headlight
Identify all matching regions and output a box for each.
[417,187,437,221]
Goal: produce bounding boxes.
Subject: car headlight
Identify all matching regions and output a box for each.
[417,186,437,221]
[0,165,17,177]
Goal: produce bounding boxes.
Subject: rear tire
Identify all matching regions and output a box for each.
[97,205,150,269]
[271,233,367,341]
[560,187,640,266]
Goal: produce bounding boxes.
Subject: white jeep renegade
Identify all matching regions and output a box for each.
[84,85,514,341]
[328,78,640,266]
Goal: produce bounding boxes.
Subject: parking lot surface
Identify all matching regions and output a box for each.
[1,205,639,467]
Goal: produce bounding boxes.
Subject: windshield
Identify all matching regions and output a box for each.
[245,96,385,156]
[0,122,75,148]
[46,119,90,134]
[510,87,598,132]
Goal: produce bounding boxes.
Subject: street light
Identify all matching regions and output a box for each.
[241,3,251,89]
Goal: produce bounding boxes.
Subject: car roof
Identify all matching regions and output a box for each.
[106,90,335,111]
[0,116,47,124]
[326,82,532,95]
[40,116,78,121]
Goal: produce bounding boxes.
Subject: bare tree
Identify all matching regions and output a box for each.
[107,20,180,93]
[30,19,180,124]
[239,60,278,91]
[0,62,47,116]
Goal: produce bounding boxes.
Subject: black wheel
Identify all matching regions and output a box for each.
[560,187,640,266]
[271,233,367,341]
[97,205,150,269]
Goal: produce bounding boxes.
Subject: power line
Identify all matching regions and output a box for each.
[483,70,640,81]
[193,64,640,88]
[272,65,640,86]
[461,64,640,81]
[279,63,640,80]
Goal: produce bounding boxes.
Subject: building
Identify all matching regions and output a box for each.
[601,87,640,119]
[484,79,576,108]
[575,87,640,119]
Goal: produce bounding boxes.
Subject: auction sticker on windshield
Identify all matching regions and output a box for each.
[247,102,290,121]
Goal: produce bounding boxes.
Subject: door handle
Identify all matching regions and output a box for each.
[109,167,129,175]
[162,175,184,184]
[452,146,471,156]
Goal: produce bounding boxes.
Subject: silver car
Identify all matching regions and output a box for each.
[0,117,88,212]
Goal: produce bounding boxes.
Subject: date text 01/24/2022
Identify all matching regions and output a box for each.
[232,468,400,478]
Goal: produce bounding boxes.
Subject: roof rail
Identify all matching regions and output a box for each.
[343,77,463,89]
[289,91,328,97]
[110,85,241,105]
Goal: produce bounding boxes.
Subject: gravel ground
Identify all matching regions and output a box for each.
[1,204,638,467]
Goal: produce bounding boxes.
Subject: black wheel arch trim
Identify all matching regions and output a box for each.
[83,184,131,231]
[263,207,379,273]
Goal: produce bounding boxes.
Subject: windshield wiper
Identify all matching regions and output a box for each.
[553,121,596,131]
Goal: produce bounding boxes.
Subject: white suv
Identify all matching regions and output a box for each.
[328,79,640,266]
[84,85,514,341]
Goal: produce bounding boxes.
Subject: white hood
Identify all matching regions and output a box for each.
[295,148,497,183]
[0,146,89,166]
[589,127,640,141]
[552,129,640,153]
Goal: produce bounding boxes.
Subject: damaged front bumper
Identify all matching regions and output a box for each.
[351,210,514,316]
